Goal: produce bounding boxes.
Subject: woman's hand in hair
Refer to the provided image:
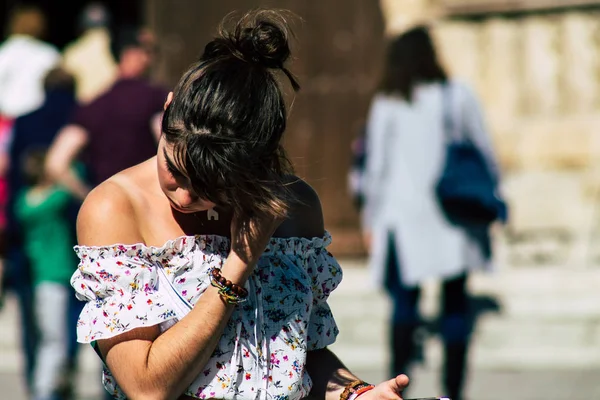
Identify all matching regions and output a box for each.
[230,211,283,270]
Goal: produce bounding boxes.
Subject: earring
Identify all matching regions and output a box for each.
[207,208,219,221]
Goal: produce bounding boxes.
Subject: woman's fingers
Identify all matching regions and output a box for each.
[383,374,410,399]
[230,213,282,264]
[393,374,410,392]
[362,374,410,400]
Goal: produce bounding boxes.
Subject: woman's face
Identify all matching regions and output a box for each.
[157,138,216,213]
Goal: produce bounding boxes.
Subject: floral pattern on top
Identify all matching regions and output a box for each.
[71,232,342,400]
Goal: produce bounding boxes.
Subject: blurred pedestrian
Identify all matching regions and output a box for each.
[0,4,60,392]
[348,124,368,212]
[0,5,60,119]
[46,24,166,196]
[6,67,80,398]
[8,68,77,204]
[361,26,504,400]
[62,2,118,104]
[14,148,79,400]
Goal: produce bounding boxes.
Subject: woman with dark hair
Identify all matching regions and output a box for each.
[70,10,409,400]
[361,26,502,400]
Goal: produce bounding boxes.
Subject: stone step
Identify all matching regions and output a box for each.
[328,309,600,349]
[329,292,600,324]
[329,320,600,371]
[2,263,598,374]
[335,260,600,295]
[324,263,600,370]
[331,340,600,376]
[330,262,600,320]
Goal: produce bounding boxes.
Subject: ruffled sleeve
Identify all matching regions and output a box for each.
[302,233,343,350]
[70,244,178,343]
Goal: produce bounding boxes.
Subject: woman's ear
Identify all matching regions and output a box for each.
[164,92,173,110]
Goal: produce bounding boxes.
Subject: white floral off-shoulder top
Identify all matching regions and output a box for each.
[70,232,342,400]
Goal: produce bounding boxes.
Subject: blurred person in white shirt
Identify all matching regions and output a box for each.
[0,5,60,119]
[62,2,117,104]
[0,5,60,179]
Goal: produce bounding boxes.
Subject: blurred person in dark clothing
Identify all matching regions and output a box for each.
[46,25,167,196]
[8,69,78,195]
[361,26,502,400]
[3,67,76,395]
[348,125,368,211]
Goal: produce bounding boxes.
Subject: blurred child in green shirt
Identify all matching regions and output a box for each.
[15,148,78,400]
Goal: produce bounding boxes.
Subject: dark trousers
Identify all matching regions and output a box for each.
[5,247,38,392]
[384,234,470,399]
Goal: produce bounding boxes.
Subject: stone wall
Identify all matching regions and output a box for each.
[381,0,600,268]
[146,0,386,257]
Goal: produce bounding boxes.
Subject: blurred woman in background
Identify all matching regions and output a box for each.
[361,26,503,400]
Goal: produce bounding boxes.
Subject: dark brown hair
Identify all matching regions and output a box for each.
[161,9,300,218]
[43,67,75,92]
[379,25,447,102]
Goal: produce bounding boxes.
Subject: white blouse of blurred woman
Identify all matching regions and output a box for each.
[361,28,501,287]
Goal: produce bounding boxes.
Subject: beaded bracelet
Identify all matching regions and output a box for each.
[340,380,374,400]
[348,385,375,400]
[209,268,248,305]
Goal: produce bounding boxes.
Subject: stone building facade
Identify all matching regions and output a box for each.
[382,0,600,267]
[146,0,387,256]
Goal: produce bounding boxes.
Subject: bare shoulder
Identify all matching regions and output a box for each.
[77,174,160,371]
[76,176,142,247]
[276,176,325,239]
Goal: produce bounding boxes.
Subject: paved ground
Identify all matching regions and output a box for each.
[2,256,600,399]
[2,361,600,400]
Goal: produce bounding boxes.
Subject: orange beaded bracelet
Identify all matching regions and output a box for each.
[340,380,374,400]
[349,384,375,400]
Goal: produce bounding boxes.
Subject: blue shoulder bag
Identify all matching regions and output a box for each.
[435,83,507,227]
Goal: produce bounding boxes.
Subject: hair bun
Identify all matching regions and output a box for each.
[202,9,300,90]
[211,10,294,69]
[236,19,290,68]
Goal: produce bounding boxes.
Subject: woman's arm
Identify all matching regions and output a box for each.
[45,124,92,200]
[305,348,357,399]
[306,348,409,400]
[78,181,279,400]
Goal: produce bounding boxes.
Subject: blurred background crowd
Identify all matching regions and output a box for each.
[1,0,600,399]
